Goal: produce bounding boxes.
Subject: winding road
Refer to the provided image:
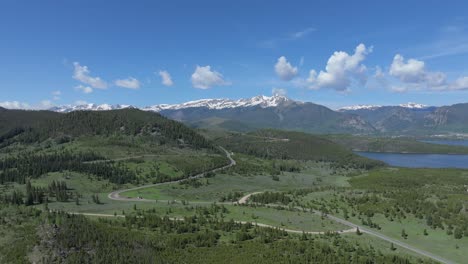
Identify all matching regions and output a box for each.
[108,147,236,202]
[102,147,454,264]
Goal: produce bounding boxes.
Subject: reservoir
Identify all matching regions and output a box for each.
[355,152,468,169]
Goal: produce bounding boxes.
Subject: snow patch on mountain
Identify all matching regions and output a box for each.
[143,95,292,112]
[48,95,294,113]
[339,105,382,111]
[398,102,428,109]
[49,104,134,113]
[340,102,430,111]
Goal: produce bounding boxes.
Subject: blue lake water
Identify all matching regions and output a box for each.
[355,152,468,169]
[420,139,468,147]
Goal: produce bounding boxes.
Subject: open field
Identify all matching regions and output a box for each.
[121,166,349,202]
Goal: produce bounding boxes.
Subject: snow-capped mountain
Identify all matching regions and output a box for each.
[398,102,428,109]
[49,103,134,113]
[338,105,382,111]
[143,95,293,112]
[49,95,294,113]
[339,102,430,111]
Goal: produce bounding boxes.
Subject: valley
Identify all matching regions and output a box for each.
[3,2,468,263]
[0,107,467,263]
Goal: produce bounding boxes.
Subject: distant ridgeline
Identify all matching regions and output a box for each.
[0,108,212,150]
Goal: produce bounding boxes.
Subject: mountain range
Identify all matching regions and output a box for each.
[43,95,468,135]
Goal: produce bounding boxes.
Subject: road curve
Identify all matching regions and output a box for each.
[69,212,356,235]
[239,192,455,264]
[108,147,236,202]
[106,149,453,264]
[325,214,455,264]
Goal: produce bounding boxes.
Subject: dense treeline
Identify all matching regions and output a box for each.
[14,109,214,149]
[219,191,244,202]
[31,210,428,263]
[48,180,69,202]
[0,151,137,184]
[0,107,60,135]
[250,191,292,205]
[216,130,384,169]
[1,180,70,206]
[0,204,434,264]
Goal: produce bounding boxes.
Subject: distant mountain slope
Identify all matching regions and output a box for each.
[158,96,375,134]
[40,95,468,135]
[341,104,468,134]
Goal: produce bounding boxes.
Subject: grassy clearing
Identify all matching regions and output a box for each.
[122,164,349,202]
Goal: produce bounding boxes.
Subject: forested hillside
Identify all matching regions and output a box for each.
[10,109,212,149]
[0,107,60,139]
[214,130,384,169]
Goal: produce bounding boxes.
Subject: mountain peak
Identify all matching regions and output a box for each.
[339,102,431,111]
[48,95,294,113]
[399,102,428,109]
[338,105,382,111]
[143,94,294,112]
[49,103,134,113]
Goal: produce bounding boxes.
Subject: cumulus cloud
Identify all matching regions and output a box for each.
[275,56,298,81]
[115,77,140,89]
[75,85,93,94]
[449,77,468,91]
[306,43,372,91]
[389,54,429,83]
[191,65,230,89]
[0,101,30,109]
[387,54,468,91]
[272,88,287,96]
[158,70,174,86]
[0,100,54,110]
[73,62,107,89]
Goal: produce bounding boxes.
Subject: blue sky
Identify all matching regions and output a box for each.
[1,0,468,109]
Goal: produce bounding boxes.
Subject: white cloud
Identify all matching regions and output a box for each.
[75,85,93,94]
[73,62,107,89]
[374,66,385,78]
[448,76,468,91]
[306,43,372,91]
[115,77,140,89]
[275,56,298,81]
[191,65,230,89]
[0,101,30,109]
[389,54,427,83]
[387,54,468,92]
[272,88,287,96]
[158,70,174,86]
